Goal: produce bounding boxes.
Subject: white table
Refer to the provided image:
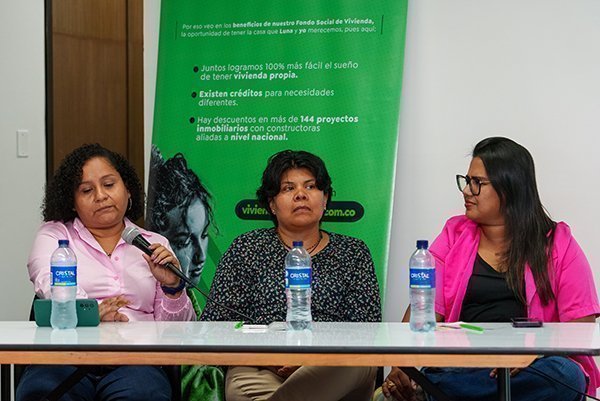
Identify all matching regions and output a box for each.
[1,321,598,400]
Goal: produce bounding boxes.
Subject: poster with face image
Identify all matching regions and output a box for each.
[148,0,408,314]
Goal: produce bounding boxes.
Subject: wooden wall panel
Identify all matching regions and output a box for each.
[127,0,144,178]
[48,0,144,185]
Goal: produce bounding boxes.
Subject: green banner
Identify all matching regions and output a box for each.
[149,1,407,309]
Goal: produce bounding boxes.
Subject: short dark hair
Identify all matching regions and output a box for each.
[473,137,555,304]
[42,143,144,222]
[256,150,333,224]
[146,145,214,233]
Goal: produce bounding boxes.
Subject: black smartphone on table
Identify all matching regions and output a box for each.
[511,317,543,328]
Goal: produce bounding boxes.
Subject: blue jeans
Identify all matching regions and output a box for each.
[16,365,171,401]
[423,356,586,401]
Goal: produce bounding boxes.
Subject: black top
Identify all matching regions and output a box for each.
[201,228,382,325]
[460,254,526,322]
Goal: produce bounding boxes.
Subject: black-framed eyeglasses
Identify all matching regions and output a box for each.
[456,174,491,196]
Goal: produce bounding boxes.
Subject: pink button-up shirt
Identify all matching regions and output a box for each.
[28,218,196,322]
[430,215,600,395]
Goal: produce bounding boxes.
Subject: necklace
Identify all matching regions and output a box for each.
[278,230,323,254]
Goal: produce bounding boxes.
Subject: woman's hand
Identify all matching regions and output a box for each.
[382,367,418,401]
[264,366,300,379]
[490,367,522,378]
[143,243,182,287]
[99,295,129,322]
[276,366,300,378]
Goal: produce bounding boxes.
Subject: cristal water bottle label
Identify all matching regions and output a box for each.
[409,267,435,289]
[51,266,77,286]
[285,267,311,289]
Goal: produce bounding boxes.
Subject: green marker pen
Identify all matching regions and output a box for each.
[459,323,484,332]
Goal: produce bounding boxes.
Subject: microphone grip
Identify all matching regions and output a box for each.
[131,236,254,322]
[134,241,192,289]
[163,261,194,288]
[133,237,191,287]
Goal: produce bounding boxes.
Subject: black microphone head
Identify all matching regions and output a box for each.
[122,226,141,245]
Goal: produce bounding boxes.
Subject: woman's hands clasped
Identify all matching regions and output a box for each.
[265,366,301,379]
[382,367,419,401]
[382,366,523,400]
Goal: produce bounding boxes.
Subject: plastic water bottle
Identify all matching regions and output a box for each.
[50,239,78,329]
[285,241,312,330]
[409,240,436,332]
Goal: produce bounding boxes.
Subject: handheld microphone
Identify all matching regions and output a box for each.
[121,226,254,322]
[122,226,187,283]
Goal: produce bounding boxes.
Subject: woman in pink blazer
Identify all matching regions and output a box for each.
[384,137,599,401]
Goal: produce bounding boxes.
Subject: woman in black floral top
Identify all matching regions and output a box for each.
[202,150,381,401]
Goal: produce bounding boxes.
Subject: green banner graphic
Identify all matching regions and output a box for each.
[149,0,407,311]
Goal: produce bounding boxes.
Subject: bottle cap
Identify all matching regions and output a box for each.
[58,239,69,246]
[416,240,428,249]
[292,241,303,247]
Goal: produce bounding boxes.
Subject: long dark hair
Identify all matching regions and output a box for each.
[473,137,556,305]
[146,145,215,234]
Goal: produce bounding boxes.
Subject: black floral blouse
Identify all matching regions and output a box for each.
[201,228,382,324]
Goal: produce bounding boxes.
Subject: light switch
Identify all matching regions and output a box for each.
[17,129,29,158]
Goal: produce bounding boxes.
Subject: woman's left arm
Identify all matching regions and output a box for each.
[553,227,600,322]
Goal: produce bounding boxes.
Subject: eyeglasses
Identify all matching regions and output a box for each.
[456,174,491,196]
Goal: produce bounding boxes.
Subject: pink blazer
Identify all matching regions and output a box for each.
[430,215,600,395]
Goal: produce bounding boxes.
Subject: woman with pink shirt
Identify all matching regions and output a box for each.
[18,144,195,401]
[383,137,599,401]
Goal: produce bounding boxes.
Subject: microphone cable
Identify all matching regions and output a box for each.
[524,363,598,401]
[122,226,254,322]
[180,276,255,323]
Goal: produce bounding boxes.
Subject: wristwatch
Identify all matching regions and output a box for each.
[161,279,186,295]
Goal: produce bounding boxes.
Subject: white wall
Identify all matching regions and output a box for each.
[385,0,600,320]
[0,1,46,320]
[144,1,161,184]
